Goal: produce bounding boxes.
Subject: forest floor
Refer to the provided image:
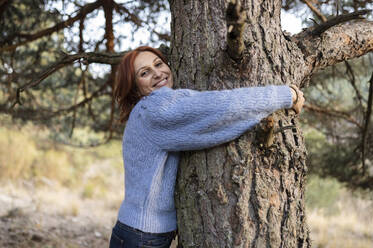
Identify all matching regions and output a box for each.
[0,169,372,248]
[0,158,179,248]
[0,180,114,248]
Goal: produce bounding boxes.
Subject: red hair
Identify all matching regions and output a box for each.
[114,46,168,123]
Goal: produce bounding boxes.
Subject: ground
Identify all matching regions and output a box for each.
[0,170,372,248]
[0,181,113,248]
[0,175,179,248]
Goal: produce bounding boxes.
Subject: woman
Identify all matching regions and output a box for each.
[110,46,305,248]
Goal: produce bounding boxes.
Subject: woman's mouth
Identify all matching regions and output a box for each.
[153,78,168,88]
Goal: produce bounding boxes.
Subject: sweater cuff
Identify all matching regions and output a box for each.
[274,85,293,109]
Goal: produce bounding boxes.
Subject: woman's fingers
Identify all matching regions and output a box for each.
[294,91,305,114]
[289,84,305,114]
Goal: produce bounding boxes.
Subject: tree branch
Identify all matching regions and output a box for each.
[344,61,364,110]
[79,16,85,52]
[11,42,170,108]
[301,0,327,23]
[14,51,124,103]
[113,2,142,27]
[362,71,373,174]
[310,10,370,36]
[53,82,108,117]
[293,17,373,73]
[0,0,102,52]
[113,2,171,42]
[103,0,115,53]
[304,103,362,128]
[69,67,86,138]
[103,0,116,140]
[4,81,109,121]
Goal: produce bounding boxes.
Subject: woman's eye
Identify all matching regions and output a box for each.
[155,62,163,67]
[140,70,148,77]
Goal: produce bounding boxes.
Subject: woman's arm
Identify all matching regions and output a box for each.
[140,86,292,151]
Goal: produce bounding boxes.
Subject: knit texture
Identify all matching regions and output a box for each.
[117,85,292,233]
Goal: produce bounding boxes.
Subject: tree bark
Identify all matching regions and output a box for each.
[170,0,372,247]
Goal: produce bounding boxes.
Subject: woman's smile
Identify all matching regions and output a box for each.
[153,77,169,88]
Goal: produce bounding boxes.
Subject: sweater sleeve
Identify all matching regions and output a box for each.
[140,85,292,151]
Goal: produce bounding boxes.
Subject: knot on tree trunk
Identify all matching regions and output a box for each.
[226,0,246,61]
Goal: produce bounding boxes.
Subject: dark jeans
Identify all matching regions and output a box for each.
[109,221,176,248]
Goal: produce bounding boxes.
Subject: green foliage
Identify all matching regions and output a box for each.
[305,175,342,215]
[301,55,373,189]
[304,127,367,188]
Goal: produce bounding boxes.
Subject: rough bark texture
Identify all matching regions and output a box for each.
[293,20,373,75]
[171,0,308,247]
[170,0,372,247]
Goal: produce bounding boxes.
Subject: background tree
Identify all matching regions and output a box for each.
[0,0,170,145]
[283,0,373,189]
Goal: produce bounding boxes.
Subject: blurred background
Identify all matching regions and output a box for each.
[0,0,373,247]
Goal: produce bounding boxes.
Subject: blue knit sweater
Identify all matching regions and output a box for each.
[117,85,292,233]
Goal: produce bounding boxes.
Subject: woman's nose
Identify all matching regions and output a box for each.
[153,69,162,78]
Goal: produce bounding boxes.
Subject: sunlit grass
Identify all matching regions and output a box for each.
[0,127,38,179]
[308,208,373,248]
[306,177,373,248]
[1,123,372,247]
[0,124,122,189]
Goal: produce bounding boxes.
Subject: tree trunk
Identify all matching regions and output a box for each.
[170,0,373,246]
[171,0,310,247]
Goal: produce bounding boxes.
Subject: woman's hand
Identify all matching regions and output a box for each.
[289,84,305,114]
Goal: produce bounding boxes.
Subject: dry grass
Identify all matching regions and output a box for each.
[1,124,373,247]
[307,190,373,248]
[0,124,122,188]
[0,161,123,248]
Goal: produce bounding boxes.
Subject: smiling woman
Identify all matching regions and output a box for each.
[114,46,171,123]
[134,51,174,95]
[110,46,304,248]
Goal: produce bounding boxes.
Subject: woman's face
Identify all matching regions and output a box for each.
[134,51,173,96]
